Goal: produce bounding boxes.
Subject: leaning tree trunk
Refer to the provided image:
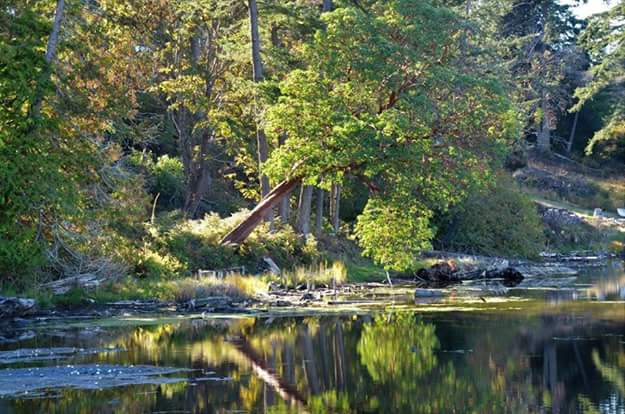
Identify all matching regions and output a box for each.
[221,177,301,245]
[249,0,271,204]
[296,185,314,236]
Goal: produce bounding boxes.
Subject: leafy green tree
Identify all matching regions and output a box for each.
[0,0,78,282]
[260,0,516,270]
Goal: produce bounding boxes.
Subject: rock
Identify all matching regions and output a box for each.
[275,300,290,307]
[492,267,524,286]
[593,208,603,217]
[267,281,284,292]
[415,261,457,283]
[300,292,320,301]
[414,288,445,298]
[0,297,37,319]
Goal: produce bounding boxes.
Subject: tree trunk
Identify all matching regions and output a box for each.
[31,0,65,118]
[221,177,301,245]
[566,110,579,153]
[279,191,290,223]
[330,183,341,233]
[315,187,324,234]
[537,92,551,152]
[296,185,314,236]
[277,135,288,225]
[249,0,271,202]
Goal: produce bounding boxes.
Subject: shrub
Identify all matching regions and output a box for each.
[149,210,322,275]
[152,155,185,209]
[437,177,545,258]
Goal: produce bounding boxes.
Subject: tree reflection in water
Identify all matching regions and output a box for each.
[3,309,624,413]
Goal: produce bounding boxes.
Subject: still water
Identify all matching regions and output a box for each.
[0,263,623,413]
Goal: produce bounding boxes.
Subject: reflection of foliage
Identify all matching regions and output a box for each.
[357,313,438,382]
[592,348,625,397]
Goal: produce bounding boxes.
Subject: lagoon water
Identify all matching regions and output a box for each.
[0,263,623,413]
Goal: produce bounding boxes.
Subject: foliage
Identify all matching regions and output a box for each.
[2,0,611,293]
[264,0,516,270]
[437,177,545,258]
[0,1,82,283]
[355,199,434,271]
[145,211,321,277]
[574,2,625,160]
[358,313,439,382]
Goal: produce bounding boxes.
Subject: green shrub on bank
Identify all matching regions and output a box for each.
[437,177,545,258]
[143,210,322,278]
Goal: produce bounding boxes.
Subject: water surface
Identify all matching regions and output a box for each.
[0,262,623,413]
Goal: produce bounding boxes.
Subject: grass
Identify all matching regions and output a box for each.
[345,258,437,283]
[21,274,272,309]
[276,261,348,288]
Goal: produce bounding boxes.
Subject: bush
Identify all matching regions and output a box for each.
[152,155,185,209]
[148,210,322,275]
[436,177,545,258]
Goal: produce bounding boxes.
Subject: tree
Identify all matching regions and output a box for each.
[249,0,271,204]
[574,1,625,159]
[223,0,516,271]
[500,0,583,152]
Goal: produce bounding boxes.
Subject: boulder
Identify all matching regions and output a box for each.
[0,297,37,319]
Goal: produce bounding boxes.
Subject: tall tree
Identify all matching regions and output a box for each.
[500,0,583,152]
[574,1,625,159]
[249,0,271,201]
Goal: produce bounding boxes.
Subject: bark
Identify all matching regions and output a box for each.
[31,0,65,118]
[221,177,301,245]
[315,187,324,234]
[172,78,214,217]
[296,185,314,235]
[249,0,271,201]
[330,183,341,233]
[537,91,551,152]
[45,0,65,63]
[172,27,224,218]
[566,110,579,153]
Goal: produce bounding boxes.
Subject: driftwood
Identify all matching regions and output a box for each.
[41,273,106,295]
[416,261,523,287]
[197,266,246,279]
[177,296,240,312]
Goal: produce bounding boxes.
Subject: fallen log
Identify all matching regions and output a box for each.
[221,177,301,245]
